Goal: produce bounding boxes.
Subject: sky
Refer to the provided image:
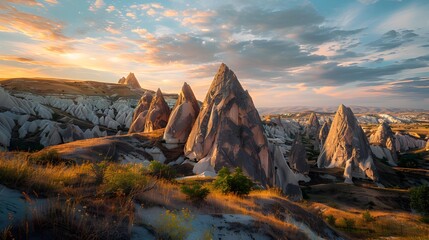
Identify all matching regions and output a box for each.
[0,0,428,109]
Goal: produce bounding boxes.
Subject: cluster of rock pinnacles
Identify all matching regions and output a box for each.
[128,63,419,198]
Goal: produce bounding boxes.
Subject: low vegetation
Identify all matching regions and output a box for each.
[181,183,210,203]
[153,209,194,240]
[410,185,429,216]
[213,167,254,196]
[147,160,176,180]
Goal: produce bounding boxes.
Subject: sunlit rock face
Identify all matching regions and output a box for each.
[318,122,330,148]
[369,122,398,165]
[317,104,377,183]
[185,63,272,185]
[305,112,320,151]
[270,143,302,201]
[128,92,153,133]
[288,136,309,174]
[144,89,171,133]
[163,82,200,144]
[118,72,141,89]
[394,132,426,152]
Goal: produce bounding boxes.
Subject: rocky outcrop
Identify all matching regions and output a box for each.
[288,136,309,174]
[143,89,171,132]
[305,112,320,151]
[369,122,398,165]
[394,132,426,152]
[185,63,272,185]
[317,104,377,183]
[163,82,200,144]
[318,122,330,148]
[270,143,302,201]
[118,73,141,89]
[128,92,153,133]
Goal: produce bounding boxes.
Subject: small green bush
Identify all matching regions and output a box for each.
[340,218,355,230]
[147,161,176,180]
[154,209,193,240]
[410,185,429,216]
[325,214,336,226]
[29,150,62,165]
[213,167,254,196]
[181,183,210,203]
[362,210,375,223]
[91,161,108,185]
[102,164,147,196]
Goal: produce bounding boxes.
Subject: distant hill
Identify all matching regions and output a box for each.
[257,105,428,115]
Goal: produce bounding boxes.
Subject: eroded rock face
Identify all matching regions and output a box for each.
[185,63,271,185]
[305,112,320,151]
[318,122,330,147]
[144,89,171,132]
[288,136,309,174]
[369,122,398,164]
[270,143,302,201]
[317,104,377,183]
[394,132,426,152]
[163,82,200,144]
[118,73,141,89]
[128,92,153,133]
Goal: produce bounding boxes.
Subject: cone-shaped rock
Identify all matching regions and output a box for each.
[118,73,141,89]
[118,77,126,84]
[317,104,377,183]
[163,82,200,143]
[128,92,153,133]
[369,122,398,163]
[305,112,320,150]
[270,143,302,201]
[288,136,309,174]
[185,63,271,185]
[319,122,330,147]
[144,89,170,132]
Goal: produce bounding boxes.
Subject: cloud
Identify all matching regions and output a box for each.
[126,12,136,19]
[163,9,178,17]
[297,27,364,44]
[4,0,42,6]
[105,26,121,35]
[0,7,68,41]
[44,0,58,4]
[316,55,429,85]
[106,5,115,13]
[89,0,104,12]
[357,0,378,5]
[367,29,418,52]
[146,8,156,16]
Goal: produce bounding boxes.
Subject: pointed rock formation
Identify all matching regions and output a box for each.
[288,136,309,174]
[319,122,330,147]
[118,73,141,89]
[270,143,302,201]
[317,104,377,183]
[369,122,398,165]
[185,63,272,185]
[305,112,320,150]
[143,89,171,132]
[128,92,153,133]
[163,82,200,144]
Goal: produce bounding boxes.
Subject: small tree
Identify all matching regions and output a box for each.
[213,167,253,196]
[148,161,176,180]
[181,183,210,203]
[410,185,429,216]
[362,210,375,223]
[325,214,336,225]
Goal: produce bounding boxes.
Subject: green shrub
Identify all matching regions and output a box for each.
[341,218,355,230]
[325,214,336,226]
[362,210,375,223]
[181,183,210,203]
[154,209,193,240]
[213,167,254,196]
[102,164,148,196]
[147,161,176,180]
[410,185,429,216]
[91,161,108,185]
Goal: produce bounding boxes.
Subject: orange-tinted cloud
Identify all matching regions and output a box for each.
[0,7,68,41]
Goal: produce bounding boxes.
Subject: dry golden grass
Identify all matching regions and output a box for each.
[307,201,429,239]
